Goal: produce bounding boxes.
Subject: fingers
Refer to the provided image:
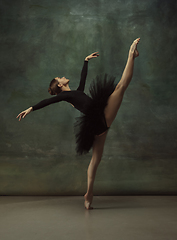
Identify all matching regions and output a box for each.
[16,111,26,121]
[86,52,99,60]
[23,112,28,119]
[19,113,24,121]
[16,111,23,118]
[17,114,22,121]
[92,51,99,55]
[16,112,23,121]
[91,52,99,57]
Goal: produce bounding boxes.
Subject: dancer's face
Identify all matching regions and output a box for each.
[55,77,69,87]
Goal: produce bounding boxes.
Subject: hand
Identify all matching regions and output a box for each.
[85,52,99,61]
[16,107,33,121]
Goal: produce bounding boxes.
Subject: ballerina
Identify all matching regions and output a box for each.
[17,38,140,209]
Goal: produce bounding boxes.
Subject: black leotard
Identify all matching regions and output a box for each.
[31,60,116,154]
[32,61,92,114]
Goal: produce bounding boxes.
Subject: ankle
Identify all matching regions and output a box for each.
[84,192,93,199]
[128,52,134,59]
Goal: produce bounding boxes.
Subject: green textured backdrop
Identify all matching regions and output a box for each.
[0,0,177,195]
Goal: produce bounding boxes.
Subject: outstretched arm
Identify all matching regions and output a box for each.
[16,92,69,121]
[77,52,99,91]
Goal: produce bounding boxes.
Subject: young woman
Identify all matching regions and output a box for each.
[17,38,140,209]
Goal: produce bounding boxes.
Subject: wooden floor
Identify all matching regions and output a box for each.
[0,196,177,240]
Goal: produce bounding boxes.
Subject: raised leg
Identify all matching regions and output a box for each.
[104,38,140,127]
[84,131,107,210]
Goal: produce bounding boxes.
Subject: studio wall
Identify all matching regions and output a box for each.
[0,0,177,195]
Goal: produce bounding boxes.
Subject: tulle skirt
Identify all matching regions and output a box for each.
[74,74,116,155]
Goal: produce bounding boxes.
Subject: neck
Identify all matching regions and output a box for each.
[61,85,71,91]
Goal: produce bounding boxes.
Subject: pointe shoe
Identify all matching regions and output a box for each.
[84,200,93,210]
[130,38,140,58]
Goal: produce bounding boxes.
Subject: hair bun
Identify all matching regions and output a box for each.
[48,87,54,95]
[48,78,61,95]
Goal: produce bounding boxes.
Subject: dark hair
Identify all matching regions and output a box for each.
[48,79,61,95]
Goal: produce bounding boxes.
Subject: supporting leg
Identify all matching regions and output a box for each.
[84,131,107,210]
[84,38,140,210]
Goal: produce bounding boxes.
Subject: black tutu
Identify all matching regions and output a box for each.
[74,74,116,155]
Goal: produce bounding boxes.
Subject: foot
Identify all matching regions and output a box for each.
[84,193,93,210]
[129,38,140,58]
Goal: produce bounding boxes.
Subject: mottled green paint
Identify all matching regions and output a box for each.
[0,0,177,195]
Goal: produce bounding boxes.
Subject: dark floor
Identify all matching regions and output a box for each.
[0,196,177,240]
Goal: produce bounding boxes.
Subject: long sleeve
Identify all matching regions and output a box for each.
[32,60,89,112]
[32,92,68,111]
[77,61,88,91]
